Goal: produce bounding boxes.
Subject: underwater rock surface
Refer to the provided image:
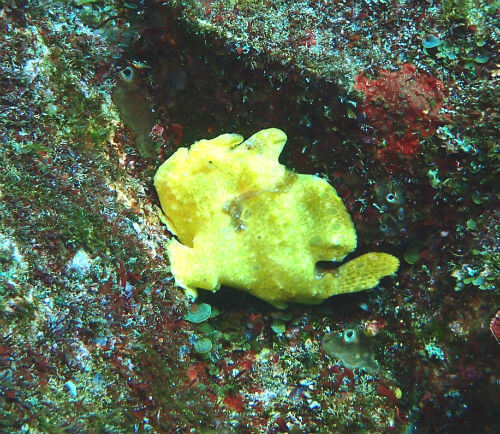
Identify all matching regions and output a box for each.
[0,0,498,432]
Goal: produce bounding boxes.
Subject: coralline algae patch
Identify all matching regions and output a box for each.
[354,63,451,161]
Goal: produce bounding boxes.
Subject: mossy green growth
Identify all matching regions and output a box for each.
[441,0,483,23]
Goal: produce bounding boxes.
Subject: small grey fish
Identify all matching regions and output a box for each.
[112,66,156,158]
[322,328,379,374]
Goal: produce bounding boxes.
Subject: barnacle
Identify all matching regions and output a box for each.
[154,128,399,307]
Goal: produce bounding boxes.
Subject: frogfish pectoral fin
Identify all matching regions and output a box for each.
[167,239,220,294]
[318,252,400,297]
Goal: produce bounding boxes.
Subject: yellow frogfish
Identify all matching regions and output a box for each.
[154,128,399,308]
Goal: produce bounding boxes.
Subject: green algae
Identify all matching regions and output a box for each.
[441,0,491,25]
[193,337,213,353]
[185,303,212,323]
[0,153,110,254]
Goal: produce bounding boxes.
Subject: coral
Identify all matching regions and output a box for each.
[154,128,399,307]
[354,63,450,160]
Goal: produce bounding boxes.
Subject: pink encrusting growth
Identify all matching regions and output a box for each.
[490,311,500,344]
[354,63,451,160]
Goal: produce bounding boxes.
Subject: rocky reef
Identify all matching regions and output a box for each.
[0,0,498,432]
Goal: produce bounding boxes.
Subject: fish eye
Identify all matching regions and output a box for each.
[386,193,397,203]
[344,329,356,343]
[120,67,134,82]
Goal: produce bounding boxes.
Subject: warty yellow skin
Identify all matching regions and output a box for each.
[154,128,399,308]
